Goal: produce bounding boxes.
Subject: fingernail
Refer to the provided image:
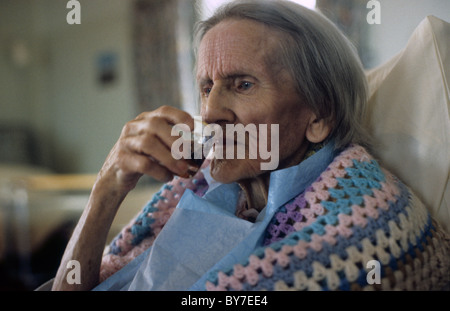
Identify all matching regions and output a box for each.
[187,165,199,177]
[177,172,190,179]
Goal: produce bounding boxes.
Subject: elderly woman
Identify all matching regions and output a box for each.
[52,0,450,291]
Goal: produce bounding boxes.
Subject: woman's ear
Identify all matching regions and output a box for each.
[305,115,333,143]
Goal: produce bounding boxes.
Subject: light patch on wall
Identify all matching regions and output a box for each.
[10,39,31,68]
[290,0,316,10]
[201,0,316,19]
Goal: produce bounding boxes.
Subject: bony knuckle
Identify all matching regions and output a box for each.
[121,123,131,135]
[158,105,171,114]
[135,111,149,120]
[144,114,162,129]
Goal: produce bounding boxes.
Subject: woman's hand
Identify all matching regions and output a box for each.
[97,105,195,195]
[52,105,194,291]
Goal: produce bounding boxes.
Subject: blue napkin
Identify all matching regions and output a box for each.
[93,141,337,291]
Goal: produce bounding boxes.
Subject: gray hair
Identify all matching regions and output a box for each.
[193,0,371,150]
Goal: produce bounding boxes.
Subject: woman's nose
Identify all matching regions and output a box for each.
[201,85,234,125]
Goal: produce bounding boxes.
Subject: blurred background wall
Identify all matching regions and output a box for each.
[1,0,138,173]
[1,0,449,174]
[0,0,449,290]
[368,0,450,67]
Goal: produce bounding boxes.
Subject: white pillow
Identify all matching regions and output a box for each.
[365,15,450,233]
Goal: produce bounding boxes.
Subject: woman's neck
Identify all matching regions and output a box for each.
[237,172,271,214]
[235,141,324,219]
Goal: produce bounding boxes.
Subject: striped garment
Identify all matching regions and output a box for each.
[99,144,450,290]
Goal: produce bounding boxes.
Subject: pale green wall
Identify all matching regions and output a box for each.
[1,0,137,173]
[2,0,449,173]
[368,0,450,68]
[0,1,34,125]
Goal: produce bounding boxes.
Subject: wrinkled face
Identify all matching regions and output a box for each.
[197,18,314,184]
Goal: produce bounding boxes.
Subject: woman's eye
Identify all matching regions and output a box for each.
[237,81,254,91]
[202,86,212,97]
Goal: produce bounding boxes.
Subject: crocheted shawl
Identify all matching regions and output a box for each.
[99,144,450,290]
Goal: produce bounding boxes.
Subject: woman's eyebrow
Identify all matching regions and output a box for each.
[197,77,212,87]
[227,73,254,79]
[218,73,260,83]
[197,72,259,87]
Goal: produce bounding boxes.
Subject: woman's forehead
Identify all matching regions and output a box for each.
[196,19,281,81]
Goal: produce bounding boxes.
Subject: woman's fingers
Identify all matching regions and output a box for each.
[123,114,179,151]
[120,131,189,178]
[116,150,174,183]
[152,105,195,130]
[111,106,195,185]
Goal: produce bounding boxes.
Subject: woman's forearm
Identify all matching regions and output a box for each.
[51,180,128,291]
[51,107,193,291]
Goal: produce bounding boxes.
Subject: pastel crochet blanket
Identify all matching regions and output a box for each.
[99,145,450,290]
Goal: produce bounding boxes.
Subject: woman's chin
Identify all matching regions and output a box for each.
[209,158,260,184]
[209,158,234,183]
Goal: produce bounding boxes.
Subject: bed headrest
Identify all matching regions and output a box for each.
[365,15,450,233]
